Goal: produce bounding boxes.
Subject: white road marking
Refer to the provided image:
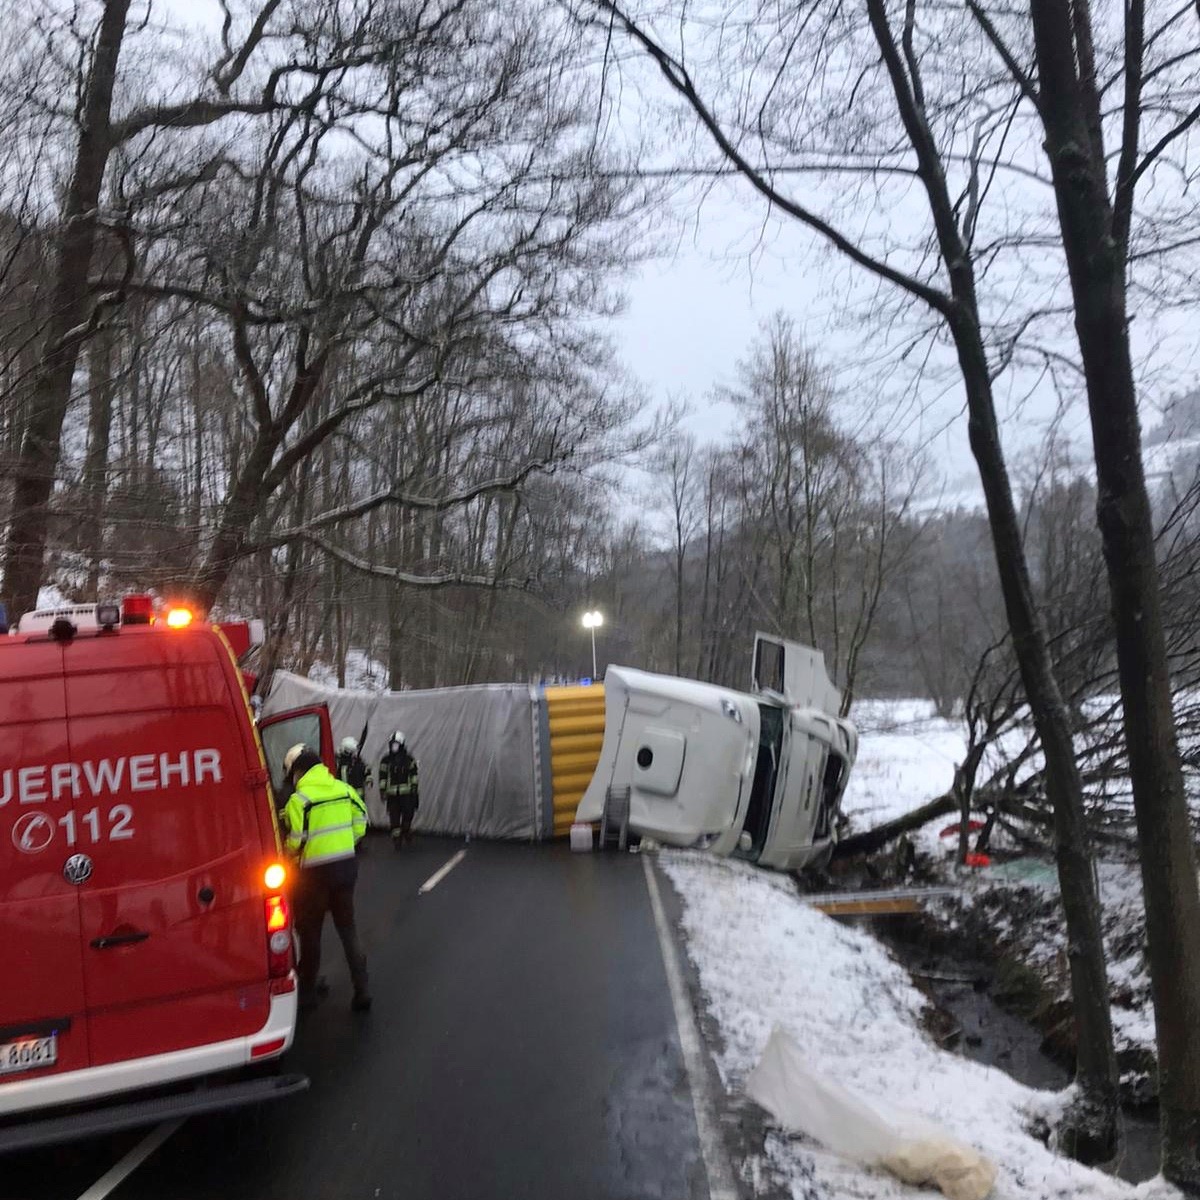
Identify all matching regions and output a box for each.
[418,848,467,894]
[74,1118,183,1200]
[642,853,739,1200]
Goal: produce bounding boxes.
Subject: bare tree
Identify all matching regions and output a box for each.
[955,0,1200,1180]
[0,0,289,617]
[572,0,1119,1157]
[651,428,701,675]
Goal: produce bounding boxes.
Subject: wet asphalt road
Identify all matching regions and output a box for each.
[1,838,711,1200]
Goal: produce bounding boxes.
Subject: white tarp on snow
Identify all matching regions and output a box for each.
[264,671,542,840]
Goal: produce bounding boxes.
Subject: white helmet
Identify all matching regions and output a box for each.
[283,744,308,775]
[339,736,358,754]
[389,730,406,747]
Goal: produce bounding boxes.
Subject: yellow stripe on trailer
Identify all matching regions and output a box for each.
[544,684,606,837]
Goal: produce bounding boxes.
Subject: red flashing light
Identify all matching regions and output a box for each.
[165,607,193,629]
[121,594,155,626]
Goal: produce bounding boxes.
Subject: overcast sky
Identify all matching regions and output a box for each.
[162,0,1199,511]
[590,18,1200,512]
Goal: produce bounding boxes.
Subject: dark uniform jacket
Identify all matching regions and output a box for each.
[336,750,372,794]
[379,747,419,805]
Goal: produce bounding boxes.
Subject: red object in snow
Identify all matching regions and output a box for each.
[938,819,987,838]
[964,853,992,868]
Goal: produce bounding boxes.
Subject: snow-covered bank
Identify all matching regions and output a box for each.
[659,850,1175,1199]
[841,701,1158,1097]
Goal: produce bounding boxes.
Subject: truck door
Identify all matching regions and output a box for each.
[258,705,335,808]
[63,632,280,1066]
[0,642,90,1086]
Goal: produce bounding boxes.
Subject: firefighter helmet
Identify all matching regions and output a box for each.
[389,730,405,748]
[339,736,359,754]
[283,743,308,775]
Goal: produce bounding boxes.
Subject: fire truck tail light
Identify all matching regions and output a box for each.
[165,607,193,629]
[265,895,288,933]
[263,862,286,891]
[121,594,154,625]
[264,893,293,980]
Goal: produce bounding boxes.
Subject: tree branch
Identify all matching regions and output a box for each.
[294,533,534,590]
[251,450,571,550]
[587,0,953,316]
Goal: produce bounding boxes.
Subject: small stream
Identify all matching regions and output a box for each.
[877,926,1160,1184]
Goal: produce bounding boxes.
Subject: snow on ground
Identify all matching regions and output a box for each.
[840,700,1158,1097]
[842,700,964,857]
[660,850,1175,1200]
[940,860,1157,1098]
[307,648,390,692]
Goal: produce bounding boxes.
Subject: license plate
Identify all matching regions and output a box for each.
[0,1034,57,1076]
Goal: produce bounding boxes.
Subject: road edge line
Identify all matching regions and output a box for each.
[642,853,739,1200]
[418,848,467,894]
[74,1118,183,1200]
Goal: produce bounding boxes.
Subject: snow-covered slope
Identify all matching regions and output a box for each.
[660,851,1175,1199]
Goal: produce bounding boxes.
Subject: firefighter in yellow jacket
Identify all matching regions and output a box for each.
[282,744,371,1013]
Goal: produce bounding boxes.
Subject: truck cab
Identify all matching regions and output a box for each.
[576,634,857,871]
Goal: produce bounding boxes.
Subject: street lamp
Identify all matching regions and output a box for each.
[581,610,604,679]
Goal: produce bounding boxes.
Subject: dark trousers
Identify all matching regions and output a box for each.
[294,857,369,998]
[386,795,418,844]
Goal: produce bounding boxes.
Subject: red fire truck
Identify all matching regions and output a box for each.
[0,595,331,1152]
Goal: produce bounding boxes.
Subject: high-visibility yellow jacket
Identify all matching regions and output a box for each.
[284,763,367,867]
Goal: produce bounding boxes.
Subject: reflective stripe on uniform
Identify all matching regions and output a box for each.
[286,775,366,867]
[303,821,356,836]
[301,846,357,866]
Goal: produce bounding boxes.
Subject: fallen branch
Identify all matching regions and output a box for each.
[834,792,955,857]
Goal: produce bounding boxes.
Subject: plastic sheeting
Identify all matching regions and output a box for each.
[745,1027,997,1200]
[264,672,543,840]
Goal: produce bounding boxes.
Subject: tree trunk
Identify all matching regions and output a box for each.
[1,0,130,617]
[1029,0,1200,1181]
[82,328,116,597]
[951,312,1118,1161]
[193,432,277,612]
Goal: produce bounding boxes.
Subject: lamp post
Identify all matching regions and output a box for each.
[581,610,603,679]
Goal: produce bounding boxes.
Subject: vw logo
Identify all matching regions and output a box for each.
[63,854,94,885]
[12,812,55,854]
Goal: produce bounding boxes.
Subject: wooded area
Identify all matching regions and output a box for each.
[3,0,1200,1185]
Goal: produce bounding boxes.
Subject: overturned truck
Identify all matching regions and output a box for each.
[261,633,857,873]
[576,634,858,871]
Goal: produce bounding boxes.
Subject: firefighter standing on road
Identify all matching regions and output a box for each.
[282,744,372,1013]
[379,730,420,848]
[336,735,372,794]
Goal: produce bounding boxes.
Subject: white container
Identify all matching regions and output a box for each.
[570,823,594,852]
